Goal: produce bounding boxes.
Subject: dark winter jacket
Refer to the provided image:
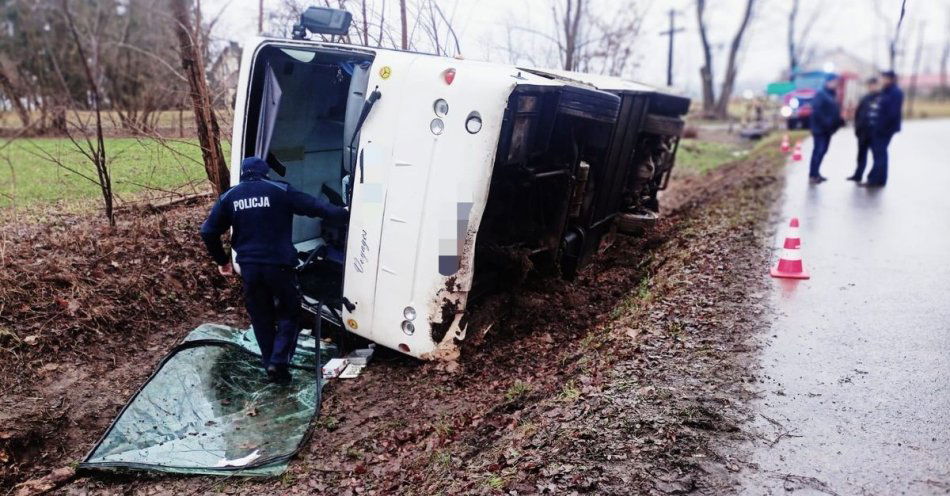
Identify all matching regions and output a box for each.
[200,157,347,267]
[872,84,903,137]
[854,91,879,138]
[809,88,844,136]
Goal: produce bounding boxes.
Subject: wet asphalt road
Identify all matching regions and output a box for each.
[738,119,950,495]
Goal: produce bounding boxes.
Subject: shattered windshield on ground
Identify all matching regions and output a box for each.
[80,324,329,476]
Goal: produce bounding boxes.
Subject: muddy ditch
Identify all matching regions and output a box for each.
[1,139,786,495]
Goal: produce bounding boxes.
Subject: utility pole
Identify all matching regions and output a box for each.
[659,9,684,87]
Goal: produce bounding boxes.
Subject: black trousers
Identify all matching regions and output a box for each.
[853,135,871,179]
[867,133,893,185]
[809,133,832,178]
[239,263,300,368]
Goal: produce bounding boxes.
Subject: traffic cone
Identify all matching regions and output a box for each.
[771,217,809,279]
[780,134,790,153]
[783,217,801,249]
[791,140,803,161]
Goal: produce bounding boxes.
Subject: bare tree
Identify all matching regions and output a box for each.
[259,0,264,34]
[874,0,908,72]
[64,1,112,223]
[0,1,188,135]
[696,0,715,116]
[696,0,757,119]
[906,21,925,117]
[501,0,644,77]
[787,0,820,76]
[0,56,30,128]
[555,0,584,71]
[360,0,370,45]
[941,7,949,100]
[415,0,461,56]
[399,0,409,49]
[585,6,644,77]
[715,0,756,119]
[105,2,189,134]
[34,0,116,225]
[171,0,230,196]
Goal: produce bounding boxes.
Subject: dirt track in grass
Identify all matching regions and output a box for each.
[1,138,786,495]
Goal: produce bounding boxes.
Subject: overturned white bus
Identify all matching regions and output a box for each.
[228,10,690,360]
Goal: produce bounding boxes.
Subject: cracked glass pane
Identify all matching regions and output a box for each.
[81,324,329,476]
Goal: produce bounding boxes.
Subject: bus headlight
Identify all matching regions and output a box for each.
[403,306,417,321]
[430,118,444,135]
[465,111,482,134]
[780,106,793,117]
[401,320,415,335]
[433,99,449,117]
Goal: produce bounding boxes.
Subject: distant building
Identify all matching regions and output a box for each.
[209,41,243,108]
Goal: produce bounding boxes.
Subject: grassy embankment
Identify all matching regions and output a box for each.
[0,137,230,210]
[675,130,807,175]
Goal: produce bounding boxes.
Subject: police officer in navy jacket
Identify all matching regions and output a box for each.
[863,70,903,187]
[201,157,347,383]
[848,78,880,182]
[807,75,845,184]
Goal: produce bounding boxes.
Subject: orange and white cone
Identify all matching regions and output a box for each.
[771,217,809,279]
[783,217,801,249]
[780,134,790,153]
[791,140,803,161]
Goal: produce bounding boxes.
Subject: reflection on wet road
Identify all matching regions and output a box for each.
[739,119,950,495]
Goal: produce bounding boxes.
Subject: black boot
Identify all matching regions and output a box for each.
[269,364,292,385]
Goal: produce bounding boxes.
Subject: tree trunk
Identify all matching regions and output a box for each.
[361,0,369,46]
[0,66,30,128]
[941,40,949,100]
[714,0,756,119]
[695,0,716,116]
[889,0,907,71]
[49,101,68,134]
[787,0,798,77]
[399,0,408,50]
[558,0,584,71]
[171,0,230,197]
[906,21,925,118]
[941,11,949,100]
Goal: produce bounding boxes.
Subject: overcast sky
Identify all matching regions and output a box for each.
[204,0,950,96]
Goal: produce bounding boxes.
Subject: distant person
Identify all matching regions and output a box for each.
[200,157,347,384]
[808,75,845,184]
[862,70,904,187]
[848,78,881,182]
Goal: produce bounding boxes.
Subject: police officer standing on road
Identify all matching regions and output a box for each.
[808,75,845,184]
[862,70,904,187]
[848,77,881,182]
[201,157,347,384]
